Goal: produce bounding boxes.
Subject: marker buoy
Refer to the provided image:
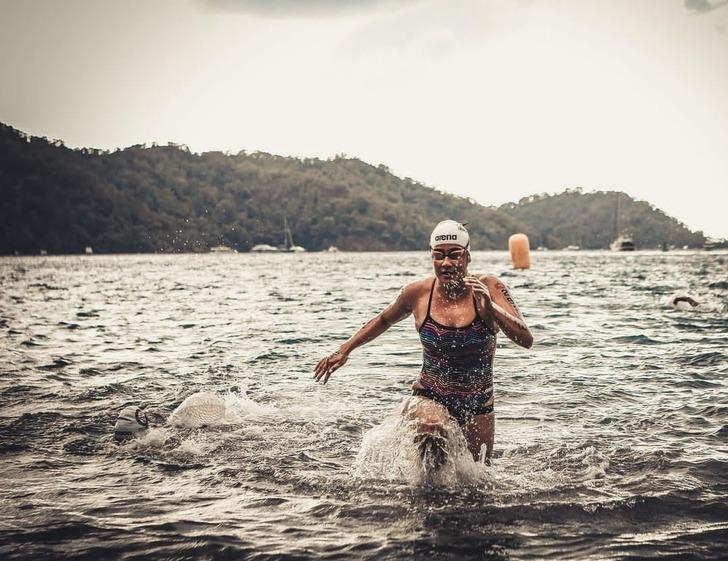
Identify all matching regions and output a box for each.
[509,233,531,269]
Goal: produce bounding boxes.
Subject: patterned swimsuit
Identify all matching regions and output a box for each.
[413,279,496,422]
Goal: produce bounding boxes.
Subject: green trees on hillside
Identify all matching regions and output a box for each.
[500,189,703,249]
[0,124,525,253]
[0,123,705,254]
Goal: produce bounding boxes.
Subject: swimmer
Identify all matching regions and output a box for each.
[314,220,533,466]
[113,392,230,441]
[114,406,149,441]
[669,295,700,308]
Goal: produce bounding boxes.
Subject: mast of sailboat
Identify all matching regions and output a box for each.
[283,216,295,249]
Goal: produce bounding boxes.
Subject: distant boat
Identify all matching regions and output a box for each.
[704,238,727,250]
[250,217,306,253]
[611,192,635,251]
[326,246,339,253]
[40,249,47,255]
[611,235,635,252]
[209,245,237,253]
[563,245,580,251]
[85,246,93,255]
[278,216,306,253]
[250,244,278,252]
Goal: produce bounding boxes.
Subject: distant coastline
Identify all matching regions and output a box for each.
[0,123,706,255]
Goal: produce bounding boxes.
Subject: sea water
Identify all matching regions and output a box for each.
[1,251,727,560]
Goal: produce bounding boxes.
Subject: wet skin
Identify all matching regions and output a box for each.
[314,243,533,464]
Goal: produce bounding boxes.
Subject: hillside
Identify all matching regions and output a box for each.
[500,190,704,250]
[0,123,705,253]
[0,123,525,253]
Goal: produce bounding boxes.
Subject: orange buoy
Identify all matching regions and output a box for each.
[509,233,531,269]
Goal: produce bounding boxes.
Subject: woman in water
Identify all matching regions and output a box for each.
[314,220,533,465]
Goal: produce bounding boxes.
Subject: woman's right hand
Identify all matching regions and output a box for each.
[313,349,349,384]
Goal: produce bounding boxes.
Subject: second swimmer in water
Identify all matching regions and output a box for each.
[314,220,533,466]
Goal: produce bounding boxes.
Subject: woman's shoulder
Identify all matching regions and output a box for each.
[403,276,435,294]
[397,277,434,301]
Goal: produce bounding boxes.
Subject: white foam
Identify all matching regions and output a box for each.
[170,437,209,458]
[479,440,614,501]
[351,415,484,487]
[121,426,213,462]
[168,390,274,428]
[125,427,169,449]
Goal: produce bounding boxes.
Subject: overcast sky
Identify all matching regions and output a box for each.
[1,0,727,237]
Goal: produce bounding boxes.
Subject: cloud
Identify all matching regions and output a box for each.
[203,0,421,18]
[339,0,528,60]
[684,0,728,13]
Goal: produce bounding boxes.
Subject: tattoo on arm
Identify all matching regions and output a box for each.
[488,279,531,347]
[496,281,521,316]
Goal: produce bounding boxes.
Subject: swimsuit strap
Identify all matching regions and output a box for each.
[425,278,436,319]
[472,294,482,323]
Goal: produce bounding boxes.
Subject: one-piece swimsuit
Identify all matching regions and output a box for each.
[413,279,496,422]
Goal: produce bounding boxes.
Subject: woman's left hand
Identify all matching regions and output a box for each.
[464,275,492,307]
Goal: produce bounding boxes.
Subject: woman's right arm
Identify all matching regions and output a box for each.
[313,284,415,384]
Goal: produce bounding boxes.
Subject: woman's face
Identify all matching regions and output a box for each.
[431,243,468,283]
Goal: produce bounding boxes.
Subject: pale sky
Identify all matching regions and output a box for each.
[1,0,727,237]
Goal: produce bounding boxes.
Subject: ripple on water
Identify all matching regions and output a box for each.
[0,251,727,560]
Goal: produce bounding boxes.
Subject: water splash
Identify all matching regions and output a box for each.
[351,414,484,487]
[168,390,274,427]
[3,251,728,560]
[126,427,170,449]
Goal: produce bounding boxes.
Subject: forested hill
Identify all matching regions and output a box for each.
[500,190,704,250]
[0,123,705,253]
[0,123,524,253]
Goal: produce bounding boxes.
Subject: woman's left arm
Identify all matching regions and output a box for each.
[466,275,533,349]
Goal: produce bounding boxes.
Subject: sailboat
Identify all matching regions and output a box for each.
[250,243,278,252]
[611,193,635,251]
[279,216,306,253]
[250,217,306,253]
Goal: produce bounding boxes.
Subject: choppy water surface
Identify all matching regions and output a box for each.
[1,251,727,560]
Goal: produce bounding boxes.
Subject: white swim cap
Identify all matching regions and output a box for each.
[114,406,149,441]
[429,220,470,249]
